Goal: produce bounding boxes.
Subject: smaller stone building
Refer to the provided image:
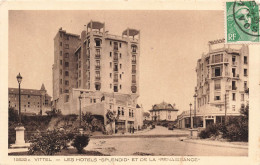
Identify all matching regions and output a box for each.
[8,84,52,115]
[149,102,178,121]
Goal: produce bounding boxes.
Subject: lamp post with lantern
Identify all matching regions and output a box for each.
[189,103,192,129]
[78,93,84,134]
[193,88,198,128]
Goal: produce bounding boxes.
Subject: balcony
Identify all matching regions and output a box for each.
[132,70,136,74]
[113,68,118,72]
[95,54,101,59]
[132,79,136,83]
[232,61,237,66]
[95,65,101,70]
[114,79,118,83]
[95,77,101,81]
[209,58,228,66]
[113,56,118,61]
[114,46,119,51]
[232,86,237,90]
[132,60,136,64]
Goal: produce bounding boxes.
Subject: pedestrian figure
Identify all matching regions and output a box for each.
[132,127,135,134]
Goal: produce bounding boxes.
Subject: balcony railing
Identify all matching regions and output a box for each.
[132,70,136,74]
[232,61,237,66]
[95,55,101,59]
[95,77,101,81]
[114,79,118,83]
[95,65,100,70]
[132,80,136,83]
[232,86,237,90]
[113,68,118,72]
[113,57,118,61]
[132,60,136,64]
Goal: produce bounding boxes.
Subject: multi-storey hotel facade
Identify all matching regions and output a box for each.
[52,21,142,133]
[178,40,249,128]
[8,84,52,115]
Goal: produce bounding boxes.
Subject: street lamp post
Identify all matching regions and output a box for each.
[16,73,22,124]
[189,103,192,129]
[11,73,29,148]
[78,94,82,128]
[193,92,197,128]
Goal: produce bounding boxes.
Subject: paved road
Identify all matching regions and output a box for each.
[86,126,248,156]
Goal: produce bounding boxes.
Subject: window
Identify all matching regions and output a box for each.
[244,56,248,64]
[28,95,30,98]
[118,107,121,115]
[93,99,96,103]
[60,79,62,84]
[60,33,62,38]
[114,85,118,92]
[212,54,223,63]
[232,81,236,90]
[244,69,248,76]
[60,51,62,56]
[65,80,69,85]
[214,80,221,90]
[110,62,112,68]
[65,44,69,49]
[212,67,221,77]
[232,93,236,101]
[110,52,112,57]
[241,94,244,101]
[95,39,101,46]
[65,90,69,93]
[244,81,247,89]
[65,62,69,67]
[65,53,69,58]
[114,42,118,50]
[110,73,112,78]
[95,71,100,79]
[66,36,69,40]
[65,95,69,102]
[114,63,118,71]
[110,84,112,89]
[60,88,62,94]
[96,49,100,56]
[232,68,236,77]
[95,83,101,91]
[122,108,124,116]
[60,42,62,46]
[120,84,122,89]
[232,56,236,62]
[232,105,235,111]
[131,45,137,53]
[129,109,131,117]
[120,64,122,69]
[60,69,62,75]
[119,43,122,48]
[120,74,122,79]
[60,60,62,65]
[110,41,112,46]
[79,62,81,68]
[65,71,69,76]
[120,53,122,58]
[214,95,221,100]
[132,75,136,83]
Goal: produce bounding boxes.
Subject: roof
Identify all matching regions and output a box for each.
[122,29,139,36]
[149,102,178,112]
[87,21,104,29]
[9,88,51,98]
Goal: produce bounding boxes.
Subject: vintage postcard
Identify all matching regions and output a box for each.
[1,0,260,165]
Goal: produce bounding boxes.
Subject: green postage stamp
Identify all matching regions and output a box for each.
[225,1,260,43]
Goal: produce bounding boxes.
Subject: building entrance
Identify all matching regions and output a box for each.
[205,119,214,127]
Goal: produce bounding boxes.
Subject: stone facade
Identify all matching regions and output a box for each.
[8,84,52,115]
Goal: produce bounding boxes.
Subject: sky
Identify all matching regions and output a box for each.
[8,10,224,113]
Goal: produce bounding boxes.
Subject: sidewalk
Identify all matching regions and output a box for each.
[183,138,248,149]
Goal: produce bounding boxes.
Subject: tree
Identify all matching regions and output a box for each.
[8,107,19,122]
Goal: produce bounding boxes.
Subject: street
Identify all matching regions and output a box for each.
[86,126,248,156]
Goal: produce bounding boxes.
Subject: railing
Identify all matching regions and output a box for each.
[132,60,136,64]
[95,65,100,70]
[113,68,118,72]
[114,79,118,83]
[113,57,118,61]
[95,77,101,81]
[95,55,101,59]
[232,86,237,90]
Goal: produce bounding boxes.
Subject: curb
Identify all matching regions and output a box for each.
[90,134,189,139]
[183,139,248,149]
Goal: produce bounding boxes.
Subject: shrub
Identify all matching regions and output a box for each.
[71,134,90,154]
[198,124,220,139]
[28,130,70,155]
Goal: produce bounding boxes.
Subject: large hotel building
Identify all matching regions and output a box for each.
[52,21,143,133]
[178,40,249,128]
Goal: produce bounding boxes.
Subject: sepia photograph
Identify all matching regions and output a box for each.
[1,0,260,165]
